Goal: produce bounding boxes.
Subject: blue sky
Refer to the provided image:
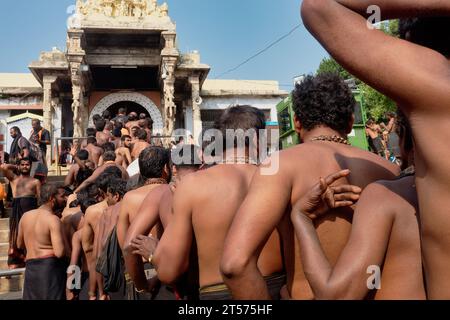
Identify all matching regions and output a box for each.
[0,0,329,90]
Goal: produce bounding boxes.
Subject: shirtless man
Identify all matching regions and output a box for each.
[80,128,97,150]
[98,143,124,168]
[116,146,171,298]
[75,152,129,193]
[93,179,127,300]
[131,129,150,161]
[64,149,90,188]
[123,145,201,297]
[365,119,384,157]
[17,184,68,300]
[0,158,41,268]
[221,75,399,300]
[81,173,120,300]
[299,0,450,299]
[153,106,285,300]
[116,135,133,169]
[125,112,139,133]
[138,119,152,144]
[95,119,110,147]
[84,137,103,168]
[290,111,425,300]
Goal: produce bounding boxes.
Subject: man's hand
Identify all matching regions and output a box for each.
[130,235,159,261]
[291,169,361,221]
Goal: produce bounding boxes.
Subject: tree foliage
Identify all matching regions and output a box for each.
[316,20,400,122]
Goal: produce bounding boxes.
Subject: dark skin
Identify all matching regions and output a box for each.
[17,189,69,260]
[221,124,399,300]
[300,0,450,299]
[0,162,41,200]
[31,121,50,146]
[291,170,425,300]
[154,151,284,290]
[9,129,30,160]
[124,168,197,292]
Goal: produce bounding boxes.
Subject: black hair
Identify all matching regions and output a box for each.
[80,198,98,214]
[121,135,131,142]
[75,167,93,186]
[86,128,96,137]
[103,151,116,162]
[118,108,127,115]
[215,105,266,149]
[10,126,21,134]
[136,129,147,141]
[93,114,102,124]
[95,119,107,132]
[139,113,147,120]
[87,136,97,145]
[399,17,450,58]
[40,183,64,205]
[76,149,89,161]
[113,128,122,138]
[107,179,127,199]
[139,146,170,180]
[292,73,355,134]
[102,110,112,121]
[102,142,116,153]
[19,157,32,165]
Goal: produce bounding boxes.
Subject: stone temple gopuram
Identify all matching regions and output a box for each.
[0,0,287,159]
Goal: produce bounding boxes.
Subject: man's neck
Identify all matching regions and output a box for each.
[40,204,53,214]
[19,173,30,178]
[302,127,347,143]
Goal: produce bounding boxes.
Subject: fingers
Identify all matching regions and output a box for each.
[334,201,356,208]
[324,169,351,186]
[331,185,362,194]
[333,192,360,202]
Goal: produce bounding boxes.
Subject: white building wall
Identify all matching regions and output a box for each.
[200,96,283,123]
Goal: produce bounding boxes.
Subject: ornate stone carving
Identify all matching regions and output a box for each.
[90,92,164,134]
[75,0,169,18]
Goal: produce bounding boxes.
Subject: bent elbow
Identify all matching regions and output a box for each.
[220,251,250,281]
[301,0,329,26]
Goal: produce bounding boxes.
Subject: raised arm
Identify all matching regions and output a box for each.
[0,164,17,182]
[301,0,450,110]
[221,155,292,300]
[291,181,394,299]
[153,178,194,285]
[123,192,162,291]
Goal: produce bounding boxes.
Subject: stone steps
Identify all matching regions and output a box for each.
[0,257,8,270]
[0,230,8,244]
[0,244,8,256]
[0,219,8,231]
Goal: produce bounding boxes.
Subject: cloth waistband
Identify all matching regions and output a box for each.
[25,254,57,263]
[199,272,286,295]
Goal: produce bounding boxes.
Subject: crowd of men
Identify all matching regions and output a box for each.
[0,0,449,300]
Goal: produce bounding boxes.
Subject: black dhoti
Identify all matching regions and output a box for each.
[8,197,37,268]
[23,256,68,300]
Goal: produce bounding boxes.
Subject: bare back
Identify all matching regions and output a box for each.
[20,209,65,260]
[286,143,399,298]
[85,144,103,167]
[372,176,424,299]
[190,164,283,287]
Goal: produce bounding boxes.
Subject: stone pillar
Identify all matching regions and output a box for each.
[161,31,179,139]
[67,29,87,139]
[189,75,203,144]
[42,76,57,134]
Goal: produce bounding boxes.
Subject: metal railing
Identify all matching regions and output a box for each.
[0,268,25,278]
[53,135,182,176]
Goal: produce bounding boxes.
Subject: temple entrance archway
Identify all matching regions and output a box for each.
[89,92,164,134]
